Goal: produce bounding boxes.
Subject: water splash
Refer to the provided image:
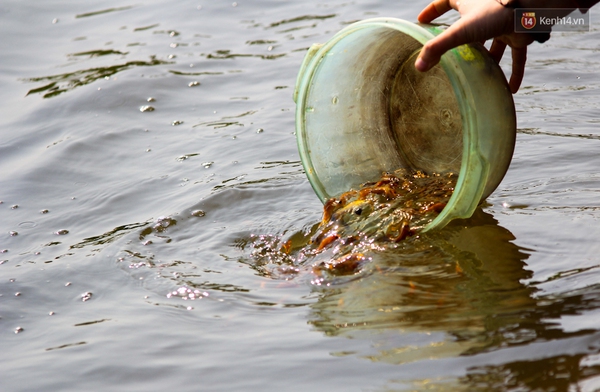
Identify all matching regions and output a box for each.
[247,169,456,279]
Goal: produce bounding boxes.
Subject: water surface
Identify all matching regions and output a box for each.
[2,1,600,391]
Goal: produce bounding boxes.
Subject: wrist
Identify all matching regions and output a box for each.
[501,0,595,9]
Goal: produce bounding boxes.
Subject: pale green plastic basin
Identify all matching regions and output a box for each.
[294,18,516,231]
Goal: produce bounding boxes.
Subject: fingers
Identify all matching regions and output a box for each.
[417,0,453,23]
[509,46,527,93]
[415,0,529,93]
[415,0,458,71]
[489,38,507,64]
[490,38,525,93]
[415,18,474,72]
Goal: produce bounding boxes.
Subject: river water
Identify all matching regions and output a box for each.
[2,1,600,391]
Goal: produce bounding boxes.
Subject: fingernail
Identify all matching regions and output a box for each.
[415,57,428,72]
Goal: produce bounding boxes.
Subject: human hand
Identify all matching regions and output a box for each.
[415,0,536,93]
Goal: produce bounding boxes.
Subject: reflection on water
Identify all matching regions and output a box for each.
[206,49,286,60]
[246,208,535,362]
[461,339,600,391]
[24,57,170,98]
[244,205,600,388]
[74,6,136,19]
[267,14,337,28]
